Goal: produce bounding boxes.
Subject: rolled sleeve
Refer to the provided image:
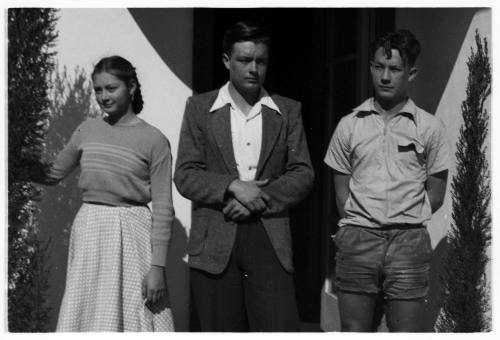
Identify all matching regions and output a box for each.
[324,118,352,174]
[426,119,452,175]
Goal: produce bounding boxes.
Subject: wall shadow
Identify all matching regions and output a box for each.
[38,65,97,330]
[396,8,476,115]
[129,8,193,89]
[423,236,448,331]
[166,218,190,331]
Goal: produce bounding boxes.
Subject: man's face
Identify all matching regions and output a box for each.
[370,47,417,104]
[223,41,269,95]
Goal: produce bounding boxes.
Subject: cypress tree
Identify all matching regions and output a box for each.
[8,8,58,332]
[436,30,491,332]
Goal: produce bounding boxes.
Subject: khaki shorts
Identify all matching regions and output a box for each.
[333,225,432,300]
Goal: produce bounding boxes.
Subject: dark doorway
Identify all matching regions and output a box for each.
[192,8,394,328]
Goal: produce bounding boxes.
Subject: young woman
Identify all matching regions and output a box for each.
[36,56,174,331]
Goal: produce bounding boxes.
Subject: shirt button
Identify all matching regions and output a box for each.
[246,142,251,146]
[248,166,252,170]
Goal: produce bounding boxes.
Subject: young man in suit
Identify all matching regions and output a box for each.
[174,21,314,332]
[324,29,450,332]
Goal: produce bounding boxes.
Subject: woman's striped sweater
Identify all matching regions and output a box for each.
[46,117,174,267]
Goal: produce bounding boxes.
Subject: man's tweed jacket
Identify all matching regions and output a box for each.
[174,89,314,274]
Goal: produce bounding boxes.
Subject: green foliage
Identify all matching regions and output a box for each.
[436,30,491,332]
[8,8,58,332]
[8,223,52,332]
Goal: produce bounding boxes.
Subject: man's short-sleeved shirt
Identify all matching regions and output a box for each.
[324,97,451,228]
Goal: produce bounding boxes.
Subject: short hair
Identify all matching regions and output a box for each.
[92,55,144,114]
[222,21,271,55]
[370,29,421,67]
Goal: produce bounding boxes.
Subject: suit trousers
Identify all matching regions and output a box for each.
[190,219,300,332]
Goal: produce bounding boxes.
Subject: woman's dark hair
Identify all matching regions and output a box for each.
[371,29,421,68]
[222,21,271,56]
[92,56,144,114]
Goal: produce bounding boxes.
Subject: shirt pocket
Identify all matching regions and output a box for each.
[396,136,426,173]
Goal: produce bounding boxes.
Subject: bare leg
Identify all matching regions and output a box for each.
[338,291,378,332]
[385,299,425,332]
[371,293,385,331]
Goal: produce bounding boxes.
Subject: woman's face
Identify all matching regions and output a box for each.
[93,71,134,116]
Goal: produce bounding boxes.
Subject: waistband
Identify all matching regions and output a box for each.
[343,224,425,231]
[83,201,149,208]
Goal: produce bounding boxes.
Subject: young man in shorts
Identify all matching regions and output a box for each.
[324,29,450,332]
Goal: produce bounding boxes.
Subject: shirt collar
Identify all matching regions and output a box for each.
[209,82,281,114]
[354,97,417,118]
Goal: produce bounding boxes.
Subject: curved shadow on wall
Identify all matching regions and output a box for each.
[128,8,192,89]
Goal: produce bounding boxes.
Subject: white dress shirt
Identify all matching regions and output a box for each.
[210,82,281,181]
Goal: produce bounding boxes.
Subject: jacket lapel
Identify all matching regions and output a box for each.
[209,104,239,176]
[256,105,283,178]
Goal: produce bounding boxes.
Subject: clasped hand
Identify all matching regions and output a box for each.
[224,179,271,221]
[142,265,166,308]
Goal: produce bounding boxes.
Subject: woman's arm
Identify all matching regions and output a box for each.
[31,123,83,185]
[144,131,174,306]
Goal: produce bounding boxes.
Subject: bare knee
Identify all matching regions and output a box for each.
[338,291,378,332]
[341,318,373,332]
[385,299,425,332]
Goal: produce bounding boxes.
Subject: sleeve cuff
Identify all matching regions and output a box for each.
[151,244,168,267]
[324,157,351,175]
[428,165,450,176]
[222,175,240,201]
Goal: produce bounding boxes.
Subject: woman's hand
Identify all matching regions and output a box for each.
[142,265,166,307]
